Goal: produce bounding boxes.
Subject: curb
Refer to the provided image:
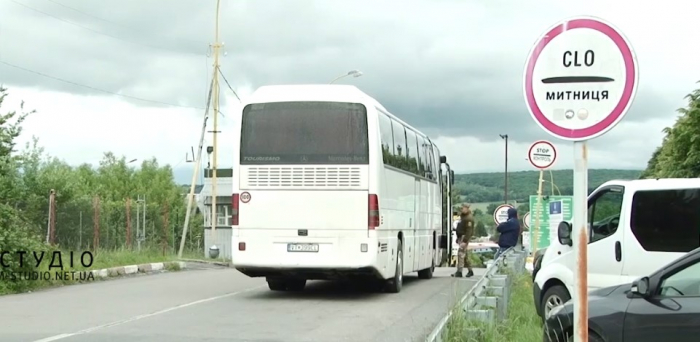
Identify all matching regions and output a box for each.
[89,261,186,279]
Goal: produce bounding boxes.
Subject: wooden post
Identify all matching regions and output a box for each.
[162,202,170,255]
[48,189,57,245]
[93,196,100,251]
[126,198,132,249]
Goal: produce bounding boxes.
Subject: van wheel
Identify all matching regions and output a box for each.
[418,258,435,279]
[541,285,571,318]
[385,240,404,293]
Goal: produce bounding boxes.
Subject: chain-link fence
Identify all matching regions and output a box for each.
[47,195,203,254]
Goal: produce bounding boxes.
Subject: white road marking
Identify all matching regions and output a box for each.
[32,285,265,342]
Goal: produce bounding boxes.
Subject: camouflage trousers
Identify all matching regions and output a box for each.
[457,236,473,272]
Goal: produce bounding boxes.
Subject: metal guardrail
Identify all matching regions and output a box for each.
[426,248,528,342]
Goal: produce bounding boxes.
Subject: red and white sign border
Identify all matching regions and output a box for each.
[523,16,639,141]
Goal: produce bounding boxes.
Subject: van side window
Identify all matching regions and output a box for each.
[631,189,700,253]
[588,188,624,243]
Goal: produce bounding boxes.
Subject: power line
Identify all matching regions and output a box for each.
[0,59,205,110]
[45,0,203,46]
[8,0,201,54]
[217,67,241,102]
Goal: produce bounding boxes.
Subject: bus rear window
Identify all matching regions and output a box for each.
[240,101,369,165]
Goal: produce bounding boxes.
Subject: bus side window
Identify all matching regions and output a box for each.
[417,136,428,176]
[377,112,395,166]
[391,119,407,170]
[404,128,420,175]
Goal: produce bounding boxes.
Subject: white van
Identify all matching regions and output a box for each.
[533,178,700,318]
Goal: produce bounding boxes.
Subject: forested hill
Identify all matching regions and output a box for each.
[455,169,642,203]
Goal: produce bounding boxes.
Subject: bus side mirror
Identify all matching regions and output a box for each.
[440,155,447,163]
[450,170,455,185]
[557,221,573,246]
[439,234,448,249]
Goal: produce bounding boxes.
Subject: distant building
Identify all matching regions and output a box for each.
[198,168,233,259]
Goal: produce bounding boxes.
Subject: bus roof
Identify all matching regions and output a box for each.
[244,84,388,113]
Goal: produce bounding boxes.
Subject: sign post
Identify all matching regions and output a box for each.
[523,16,638,341]
[527,140,557,258]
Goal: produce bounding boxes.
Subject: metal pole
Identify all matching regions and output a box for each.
[445,163,453,262]
[533,170,544,256]
[572,141,589,341]
[208,0,222,258]
[504,135,508,204]
[143,196,147,248]
[79,211,82,249]
[177,84,212,258]
[136,196,141,252]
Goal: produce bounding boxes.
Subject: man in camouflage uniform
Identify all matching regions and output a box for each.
[452,204,475,278]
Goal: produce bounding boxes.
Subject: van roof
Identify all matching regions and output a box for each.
[602,178,700,191]
[244,84,388,112]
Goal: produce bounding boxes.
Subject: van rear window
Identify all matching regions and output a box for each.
[630,189,700,253]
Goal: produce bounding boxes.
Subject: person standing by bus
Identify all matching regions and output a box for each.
[452,204,475,278]
[494,207,520,259]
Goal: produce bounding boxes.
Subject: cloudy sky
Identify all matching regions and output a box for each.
[1,0,697,183]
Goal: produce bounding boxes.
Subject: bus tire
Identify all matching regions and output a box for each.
[286,279,306,291]
[266,278,287,291]
[385,239,404,293]
[417,257,434,279]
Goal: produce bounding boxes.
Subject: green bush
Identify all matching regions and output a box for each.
[0,203,53,294]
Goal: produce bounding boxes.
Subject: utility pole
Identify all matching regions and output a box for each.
[499,134,509,204]
[208,0,222,259]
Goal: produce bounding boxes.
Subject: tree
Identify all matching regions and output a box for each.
[0,87,49,294]
[642,83,700,179]
[475,221,487,237]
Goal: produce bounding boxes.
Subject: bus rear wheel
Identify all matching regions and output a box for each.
[266,277,306,291]
[417,258,435,279]
[385,240,404,293]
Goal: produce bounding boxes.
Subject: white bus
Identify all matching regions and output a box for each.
[230,84,454,293]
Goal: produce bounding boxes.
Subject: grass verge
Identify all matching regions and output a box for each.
[1,247,199,295]
[444,271,543,342]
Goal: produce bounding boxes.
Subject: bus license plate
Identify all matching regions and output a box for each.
[287,243,319,253]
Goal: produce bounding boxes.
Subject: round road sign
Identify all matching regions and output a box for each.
[522,212,531,229]
[523,16,639,141]
[240,192,251,203]
[528,140,557,169]
[493,204,514,225]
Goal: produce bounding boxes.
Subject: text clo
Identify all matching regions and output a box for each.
[563,50,594,67]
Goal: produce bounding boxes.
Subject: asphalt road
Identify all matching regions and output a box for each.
[0,264,483,342]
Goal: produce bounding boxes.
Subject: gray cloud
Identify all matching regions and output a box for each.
[0,0,693,154]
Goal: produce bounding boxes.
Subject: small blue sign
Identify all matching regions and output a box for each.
[549,201,562,215]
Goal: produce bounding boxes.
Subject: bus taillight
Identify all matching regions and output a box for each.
[232,193,240,226]
[369,194,379,229]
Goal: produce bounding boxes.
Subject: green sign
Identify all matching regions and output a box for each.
[528,195,573,250]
